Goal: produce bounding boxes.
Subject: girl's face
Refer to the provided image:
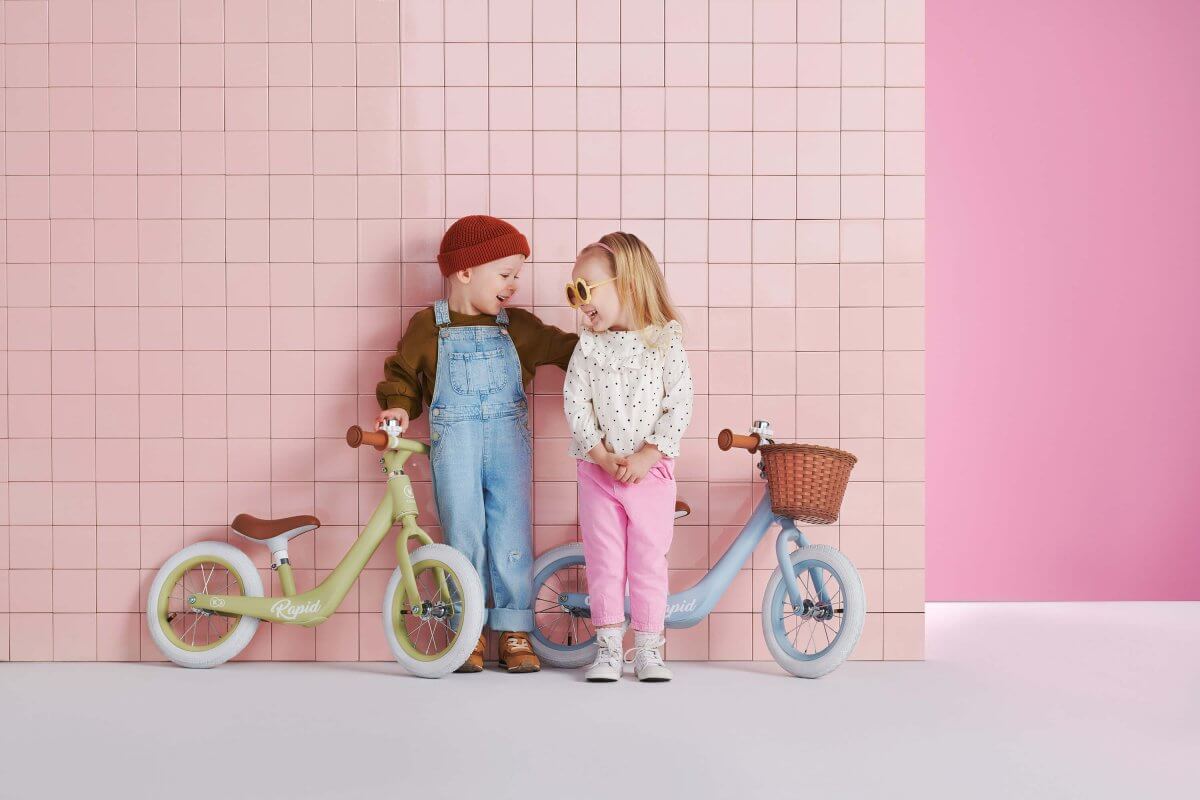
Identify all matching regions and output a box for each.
[454,254,524,315]
[572,251,626,332]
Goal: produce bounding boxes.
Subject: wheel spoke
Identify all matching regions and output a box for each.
[160,560,243,651]
[422,618,438,653]
[532,561,595,647]
[395,564,468,656]
[414,617,433,652]
[181,613,202,644]
[772,563,847,656]
[546,612,570,640]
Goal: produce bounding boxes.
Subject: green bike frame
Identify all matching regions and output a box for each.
[188,440,448,627]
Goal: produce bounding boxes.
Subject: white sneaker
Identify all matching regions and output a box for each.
[585,629,624,682]
[625,632,673,682]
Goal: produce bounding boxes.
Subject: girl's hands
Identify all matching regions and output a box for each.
[599,451,628,479]
[614,443,661,484]
[589,442,628,479]
[374,407,410,432]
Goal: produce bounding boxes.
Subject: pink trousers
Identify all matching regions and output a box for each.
[577,457,677,632]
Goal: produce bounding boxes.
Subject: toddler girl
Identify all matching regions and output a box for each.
[563,232,694,682]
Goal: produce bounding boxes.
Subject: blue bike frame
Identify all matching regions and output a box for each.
[559,491,829,627]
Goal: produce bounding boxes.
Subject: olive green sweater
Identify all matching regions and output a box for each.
[376,306,578,421]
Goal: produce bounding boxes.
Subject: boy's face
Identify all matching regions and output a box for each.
[451,254,525,315]
[572,252,624,332]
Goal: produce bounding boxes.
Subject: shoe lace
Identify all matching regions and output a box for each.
[593,635,623,665]
[624,635,666,668]
[503,634,532,654]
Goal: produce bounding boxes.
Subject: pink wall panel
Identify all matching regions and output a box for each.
[927,0,1200,599]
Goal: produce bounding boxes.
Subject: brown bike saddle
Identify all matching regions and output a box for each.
[230,513,321,542]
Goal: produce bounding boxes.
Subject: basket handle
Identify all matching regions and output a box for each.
[717,429,761,453]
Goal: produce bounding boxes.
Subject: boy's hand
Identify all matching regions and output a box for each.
[374,407,409,432]
[615,443,661,484]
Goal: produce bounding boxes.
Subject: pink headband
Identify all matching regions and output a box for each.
[585,241,615,256]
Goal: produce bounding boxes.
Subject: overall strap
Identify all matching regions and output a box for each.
[495,306,510,327]
[433,299,451,327]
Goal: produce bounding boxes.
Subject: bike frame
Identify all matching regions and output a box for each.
[558,491,830,627]
[188,442,448,627]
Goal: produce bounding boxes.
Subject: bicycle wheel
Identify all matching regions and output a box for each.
[382,543,485,678]
[762,544,865,678]
[146,541,263,668]
[529,543,598,669]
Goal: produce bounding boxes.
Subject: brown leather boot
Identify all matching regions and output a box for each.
[497,631,541,673]
[456,633,486,673]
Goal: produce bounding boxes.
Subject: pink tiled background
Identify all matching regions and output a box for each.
[1,0,924,663]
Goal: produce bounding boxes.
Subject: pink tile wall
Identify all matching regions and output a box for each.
[2,0,924,662]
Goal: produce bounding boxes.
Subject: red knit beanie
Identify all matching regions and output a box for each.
[437,215,531,276]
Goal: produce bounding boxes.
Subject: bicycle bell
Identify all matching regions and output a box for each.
[751,420,774,445]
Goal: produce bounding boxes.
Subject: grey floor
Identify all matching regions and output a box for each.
[2,603,1196,800]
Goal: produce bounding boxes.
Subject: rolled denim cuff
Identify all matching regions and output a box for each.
[486,606,533,633]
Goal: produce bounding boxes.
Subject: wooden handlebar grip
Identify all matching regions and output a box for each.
[717,429,760,452]
[346,426,388,450]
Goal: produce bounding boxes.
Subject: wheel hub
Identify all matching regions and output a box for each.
[795,599,838,621]
[403,600,459,620]
[557,594,590,617]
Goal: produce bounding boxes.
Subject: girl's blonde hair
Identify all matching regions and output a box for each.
[579,232,680,341]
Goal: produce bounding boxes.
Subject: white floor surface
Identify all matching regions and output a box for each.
[2,602,1196,799]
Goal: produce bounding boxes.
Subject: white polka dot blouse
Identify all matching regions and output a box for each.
[563,320,695,461]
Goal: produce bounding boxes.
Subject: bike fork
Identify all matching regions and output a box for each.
[394,515,453,608]
[775,522,832,609]
[387,466,452,610]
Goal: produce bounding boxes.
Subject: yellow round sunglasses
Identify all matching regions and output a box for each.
[565,275,616,308]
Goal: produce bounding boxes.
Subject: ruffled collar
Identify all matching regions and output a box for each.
[578,321,682,373]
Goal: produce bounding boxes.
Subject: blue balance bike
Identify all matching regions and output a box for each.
[529,421,866,678]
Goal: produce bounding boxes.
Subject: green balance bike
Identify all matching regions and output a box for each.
[145,420,485,677]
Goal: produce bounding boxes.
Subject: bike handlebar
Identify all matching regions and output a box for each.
[717,429,761,453]
[346,426,389,450]
[345,425,430,455]
[354,423,764,455]
[353,422,763,455]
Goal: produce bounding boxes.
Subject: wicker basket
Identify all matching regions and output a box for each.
[758,443,857,524]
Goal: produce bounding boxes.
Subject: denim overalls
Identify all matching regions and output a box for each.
[428,299,534,632]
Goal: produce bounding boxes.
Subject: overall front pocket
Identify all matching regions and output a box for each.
[447,349,507,395]
[446,352,472,394]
